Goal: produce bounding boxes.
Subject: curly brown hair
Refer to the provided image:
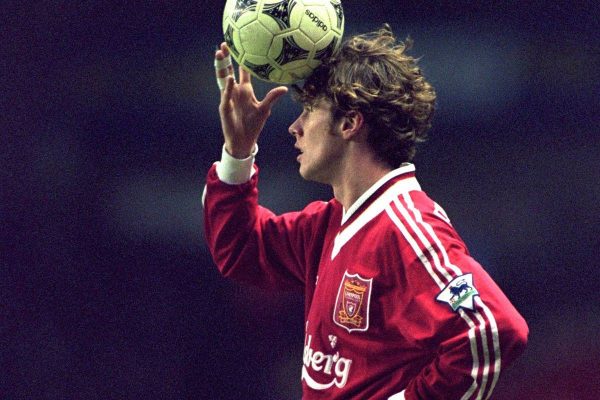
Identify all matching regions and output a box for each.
[293,24,436,168]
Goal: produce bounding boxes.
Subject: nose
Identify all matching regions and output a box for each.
[288,115,302,137]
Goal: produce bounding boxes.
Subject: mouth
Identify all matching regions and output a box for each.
[295,146,303,162]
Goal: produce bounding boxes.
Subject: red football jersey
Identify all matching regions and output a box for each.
[203,162,528,400]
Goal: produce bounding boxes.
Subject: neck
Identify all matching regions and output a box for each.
[331,156,392,211]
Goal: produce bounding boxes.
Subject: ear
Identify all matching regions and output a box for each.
[340,110,366,141]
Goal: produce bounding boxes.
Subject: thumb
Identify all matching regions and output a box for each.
[259,86,288,113]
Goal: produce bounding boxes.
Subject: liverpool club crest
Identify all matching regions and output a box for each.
[333,271,373,333]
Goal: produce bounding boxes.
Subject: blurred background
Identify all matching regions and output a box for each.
[2,1,599,399]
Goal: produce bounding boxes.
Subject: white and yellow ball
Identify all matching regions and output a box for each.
[223,0,344,84]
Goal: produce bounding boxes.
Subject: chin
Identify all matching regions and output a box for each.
[300,167,328,185]
[298,167,310,180]
[299,165,314,181]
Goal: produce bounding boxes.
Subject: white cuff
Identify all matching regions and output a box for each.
[215,144,258,184]
[388,390,406,400]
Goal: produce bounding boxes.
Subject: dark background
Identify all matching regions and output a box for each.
[2,1,599,399]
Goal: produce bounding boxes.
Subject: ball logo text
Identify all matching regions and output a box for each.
[305,9,328,31]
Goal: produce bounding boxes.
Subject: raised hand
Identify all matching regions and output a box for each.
[214,42,288,158]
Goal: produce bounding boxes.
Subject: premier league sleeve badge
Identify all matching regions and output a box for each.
[436,273,479,312]
[333,271,373,333]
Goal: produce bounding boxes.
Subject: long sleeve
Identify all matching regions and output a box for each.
[389,192,529,400]
[203,162,333,291]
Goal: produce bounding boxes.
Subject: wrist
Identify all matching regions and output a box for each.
[224,141,256,159]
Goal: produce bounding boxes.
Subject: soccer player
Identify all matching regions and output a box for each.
[204,26,528,399]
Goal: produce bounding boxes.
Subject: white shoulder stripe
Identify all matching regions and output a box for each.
[386,205,444,289]
[473,309,491,399]
[401,194,463,277]
[387,200,483,398]
[459,310,479,400]
[392,197,456,282]
[390,193,501,400]
[477,297,502,400]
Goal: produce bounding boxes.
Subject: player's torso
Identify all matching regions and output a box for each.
[302,205,432,399]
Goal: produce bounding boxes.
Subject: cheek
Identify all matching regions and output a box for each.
[311,139,327,158]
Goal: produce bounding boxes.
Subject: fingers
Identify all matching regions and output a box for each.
[215,42,287,114]
[260,86,289,113]
[219,42,234,78]
[215,43,235,91]
[220,42,229,57]
[220,76,235,107]
[239,65,251,84]
[214,53,233,91]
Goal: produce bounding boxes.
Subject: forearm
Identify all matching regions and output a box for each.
[203,149,307,290]
[401,295,528,399]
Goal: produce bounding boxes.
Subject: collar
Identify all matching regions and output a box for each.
[332,163,421,259]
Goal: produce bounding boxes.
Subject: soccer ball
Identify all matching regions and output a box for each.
[222,0,344,84]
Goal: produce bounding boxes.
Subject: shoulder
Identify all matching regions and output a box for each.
[293,199,341,227]
[380,189,461,242]
[393,190,453,225]
[302,199,338,214]
[257,199,341,231]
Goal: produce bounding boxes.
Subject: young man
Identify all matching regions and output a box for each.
[204,26,528,399]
